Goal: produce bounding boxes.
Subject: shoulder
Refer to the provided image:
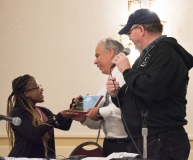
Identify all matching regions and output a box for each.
[155,37,179,56]
[151,42,179,61]
[10,107,28,117]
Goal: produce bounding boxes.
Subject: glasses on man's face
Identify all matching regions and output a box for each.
[26,85,42,91]
[126,25,139,37]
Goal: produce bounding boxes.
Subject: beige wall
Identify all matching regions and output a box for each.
[0,0,193,159]
[0,0,128,157]
[0,0,128,136]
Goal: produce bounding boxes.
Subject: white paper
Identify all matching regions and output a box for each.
[7,159,56,160]
[107,152,139,159]
[82,158,109,160]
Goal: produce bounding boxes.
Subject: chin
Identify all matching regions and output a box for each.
[39,99,44,103]
[102,70,109,75]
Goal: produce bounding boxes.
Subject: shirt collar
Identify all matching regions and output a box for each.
[142,35,167,54]
[111,66,119,76]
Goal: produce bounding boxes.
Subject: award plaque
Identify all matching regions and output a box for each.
[72,95,103,113]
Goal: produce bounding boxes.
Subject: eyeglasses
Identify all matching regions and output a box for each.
[26,85,42,91]
[126,25,139,37]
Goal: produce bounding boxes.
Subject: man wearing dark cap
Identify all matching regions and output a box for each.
[106,9,193,160]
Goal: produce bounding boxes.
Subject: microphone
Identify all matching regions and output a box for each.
[0,156,5,160]
[142,111,148,159]
[111,47,131,69]
[0,114,21,126]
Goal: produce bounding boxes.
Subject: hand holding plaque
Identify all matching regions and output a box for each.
[72,95,103,114]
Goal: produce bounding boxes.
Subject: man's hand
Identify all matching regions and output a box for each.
[106,76,119,97]
[112,53,131,73]
[86,107,100,121]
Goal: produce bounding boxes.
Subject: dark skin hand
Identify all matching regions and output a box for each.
[70,95,86,122]
[60,109,79,119]
[71,95,100,122]
[70,95,82,109]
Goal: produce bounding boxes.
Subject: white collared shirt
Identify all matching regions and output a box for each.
[82,66,127,138]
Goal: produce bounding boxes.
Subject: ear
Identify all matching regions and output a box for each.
[139,25,145,36]
[108,48,116,59]
[24,91,30,98]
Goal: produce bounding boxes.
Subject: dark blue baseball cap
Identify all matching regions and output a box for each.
[119,9,161,35]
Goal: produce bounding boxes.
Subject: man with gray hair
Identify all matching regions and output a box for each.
[73,38,130,156]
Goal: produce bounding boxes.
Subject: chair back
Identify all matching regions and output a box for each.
[70,141,104,157]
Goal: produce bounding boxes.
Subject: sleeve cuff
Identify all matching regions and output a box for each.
[55,112,64,122]
[81,117,89,126]
[123,68,131,76]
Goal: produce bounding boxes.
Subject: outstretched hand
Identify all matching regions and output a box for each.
[60,109,78,119]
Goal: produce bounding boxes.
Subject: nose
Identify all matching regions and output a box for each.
[94,58,97,64]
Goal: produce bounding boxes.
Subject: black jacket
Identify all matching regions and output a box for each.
[8,106,72,158]
[112,37,193,138]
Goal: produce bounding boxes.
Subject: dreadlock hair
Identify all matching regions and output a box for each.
[6,74,50,157]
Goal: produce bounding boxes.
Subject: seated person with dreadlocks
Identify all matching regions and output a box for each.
[6,74,78,158]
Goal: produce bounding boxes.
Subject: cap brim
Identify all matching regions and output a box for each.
[118,24,132,35]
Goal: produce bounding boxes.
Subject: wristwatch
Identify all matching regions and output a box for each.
[97,109,103,120]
